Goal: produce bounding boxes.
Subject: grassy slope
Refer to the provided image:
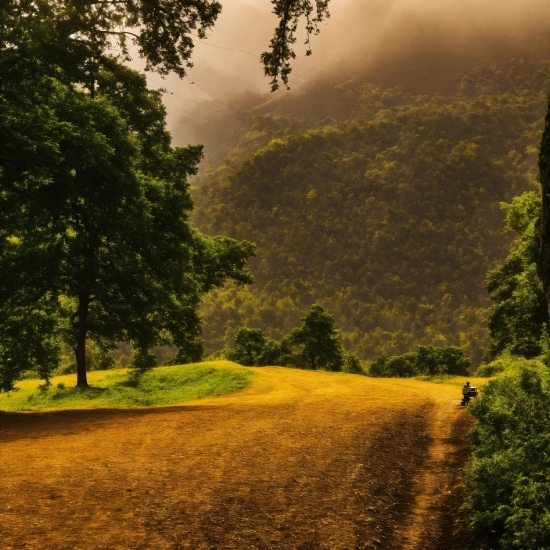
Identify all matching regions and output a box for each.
[0,358,489,413]
[0,361,253,412]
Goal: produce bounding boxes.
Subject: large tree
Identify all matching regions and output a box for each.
[0,6,274,389]
[0,0,330,389]
[0,59,256,388]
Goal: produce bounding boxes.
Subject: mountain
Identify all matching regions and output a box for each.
[191,54,549,365]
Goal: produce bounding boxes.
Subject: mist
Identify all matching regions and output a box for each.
[141,0,549,164]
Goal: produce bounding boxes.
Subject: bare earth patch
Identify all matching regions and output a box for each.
[0,366,474,549]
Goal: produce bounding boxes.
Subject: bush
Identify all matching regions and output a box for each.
[384,353,418,377]
[465,366,550,549]
[342,352,363,374]
[131,349,157,372]
[476,360,507,377]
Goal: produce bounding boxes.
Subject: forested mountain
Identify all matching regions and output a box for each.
[192,55,549,364]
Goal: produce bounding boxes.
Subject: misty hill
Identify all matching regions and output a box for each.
[192,55,549,364]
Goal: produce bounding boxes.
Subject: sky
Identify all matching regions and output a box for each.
[128,0,549,154]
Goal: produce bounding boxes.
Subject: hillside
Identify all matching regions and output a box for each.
[1,365,480,549]
[192,55,549,363]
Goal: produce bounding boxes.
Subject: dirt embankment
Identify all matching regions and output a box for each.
[0,368,474,549]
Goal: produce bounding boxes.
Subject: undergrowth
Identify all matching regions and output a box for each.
[465,359,550,549]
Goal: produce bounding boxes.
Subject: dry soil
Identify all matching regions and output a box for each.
[0,367,475,549]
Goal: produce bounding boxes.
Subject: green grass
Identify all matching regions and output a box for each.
[0,361,253,412]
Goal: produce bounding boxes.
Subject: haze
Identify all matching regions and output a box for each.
[136,0,549,160]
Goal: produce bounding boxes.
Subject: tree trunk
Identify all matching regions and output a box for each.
[76,292,90,387]
[539,98,550,319]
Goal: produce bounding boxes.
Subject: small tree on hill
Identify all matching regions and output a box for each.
[227,327,267,366]
[286,304,344,371]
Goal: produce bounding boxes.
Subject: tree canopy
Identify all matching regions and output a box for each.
[485,192,547,360]
[1,0,330,91]
[0,1,276,390]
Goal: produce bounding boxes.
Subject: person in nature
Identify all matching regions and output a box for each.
[462,381,471,405]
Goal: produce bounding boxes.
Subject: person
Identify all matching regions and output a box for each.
[461,381,471,406]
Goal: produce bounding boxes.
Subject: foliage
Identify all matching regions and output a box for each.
[0,362,252,411]
[285,304,344,371]
[194,55,548,364]
[476,360,507,378]
[342,352,363,374]
[537,97,550,325]
[485,192,547,360]
[226,327,271,366]
[225,304,359,371]
[0,5,257,390]
[260,0,330,91]
[367,345,471,378]
[0,0,327,91]
[465,366,550,549]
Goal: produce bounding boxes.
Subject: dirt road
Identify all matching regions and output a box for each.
[0,367,474,549]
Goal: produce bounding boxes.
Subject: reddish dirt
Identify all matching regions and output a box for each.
[0,368,474,549]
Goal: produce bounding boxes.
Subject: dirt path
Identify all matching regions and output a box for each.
[0,367,475,550]
[398,391,474,549]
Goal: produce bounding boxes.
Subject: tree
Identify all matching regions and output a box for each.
[0,54,255,389]
[486,192,547,360]
[2,1,330,92]
[539,99,550,320]
[0,0,332,390]
[226,327,267,366]
[226,326,285,366]
[285,304,343,371]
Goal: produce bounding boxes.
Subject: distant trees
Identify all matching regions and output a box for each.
[226,304,358,372]
[195,55,548,363]
[368,346,471,377]
[225,310,472,377]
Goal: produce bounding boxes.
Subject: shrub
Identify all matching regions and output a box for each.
[342,352,363,374]
[384,353,418,377]
[131,349,157,372]
[465,366,550,549]
[476,360,507,377]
